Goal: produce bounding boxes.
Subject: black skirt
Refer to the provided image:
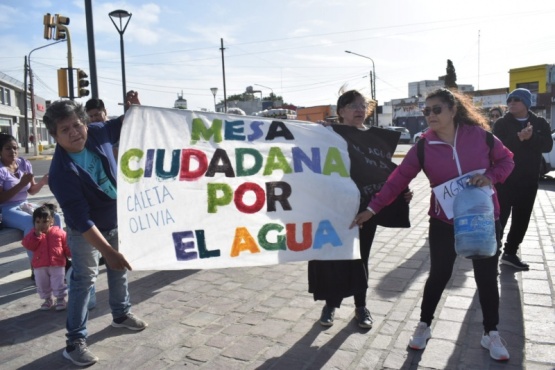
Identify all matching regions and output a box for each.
[308,259,368,301]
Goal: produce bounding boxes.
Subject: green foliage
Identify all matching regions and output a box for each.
[218,92,284,105]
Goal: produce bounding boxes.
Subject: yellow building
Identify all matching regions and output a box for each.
[509,64,555,126]
[509,64,552,93]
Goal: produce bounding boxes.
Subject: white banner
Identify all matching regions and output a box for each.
[117,106,361,270]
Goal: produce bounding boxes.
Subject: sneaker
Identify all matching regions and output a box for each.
[319,305,335,327]
[481,331,510,361]
[355,306,373,329]
[501,254,529,271]
[63,338,99,366]
[40,298,53,311]
[111,313,148,331]
[55,298,67,311]
[408,322,432,350]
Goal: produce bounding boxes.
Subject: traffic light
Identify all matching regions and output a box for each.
[57,68,69,98]
[54,14,70,40]
[43,13,54,40]
[76,69,90,98]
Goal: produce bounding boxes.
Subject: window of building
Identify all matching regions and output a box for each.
[0,87,12,106]
[0,118,11,134]
[516,82,539,93]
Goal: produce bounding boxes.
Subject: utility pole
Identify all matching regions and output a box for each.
[85,0,99,98]
[23,56,29,154]
[220,38,227,112]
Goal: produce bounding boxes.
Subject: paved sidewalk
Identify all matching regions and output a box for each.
[1,169,554,369]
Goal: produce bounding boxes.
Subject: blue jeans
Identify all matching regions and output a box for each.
[65,228,131,343]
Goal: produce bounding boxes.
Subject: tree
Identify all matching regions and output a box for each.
[445,59,458,89]
[219,93,284,105]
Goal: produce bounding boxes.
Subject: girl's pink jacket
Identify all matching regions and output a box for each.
[22,226,71,268]
[368,124,515,224]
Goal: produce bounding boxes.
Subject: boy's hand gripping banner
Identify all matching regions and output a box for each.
[117,107,360,270]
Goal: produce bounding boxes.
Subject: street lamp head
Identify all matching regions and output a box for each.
[210,87,218,97]
[109,9,131,19]
[109,9,132,111]
[109,9,132,34]
[254,84,273,94]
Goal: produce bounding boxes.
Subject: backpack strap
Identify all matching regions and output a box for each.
[486,131,494,150]
[417,138,427,175]
[416,131,494,175]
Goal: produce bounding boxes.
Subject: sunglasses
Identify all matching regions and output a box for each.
[507,97,521,103]
[422,106,444,116]
[345,103,368,110]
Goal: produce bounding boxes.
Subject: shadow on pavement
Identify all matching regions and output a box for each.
[375,244,430,299]
[256,322,356,369]
[0,279,36,306]
[0,269,198,349]
[539,175,555,192]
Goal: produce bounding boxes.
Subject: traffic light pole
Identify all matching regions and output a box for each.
[57,24,75,100]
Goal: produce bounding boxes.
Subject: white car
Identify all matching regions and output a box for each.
[412,128,428,143]
[540,132,555,176]
[386,126,411,144]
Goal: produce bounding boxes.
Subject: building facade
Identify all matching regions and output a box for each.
[0,71,52,150]
[509,64,555,127]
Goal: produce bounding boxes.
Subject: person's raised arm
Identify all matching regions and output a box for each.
[28,174,49,195]
[124,90,140,112]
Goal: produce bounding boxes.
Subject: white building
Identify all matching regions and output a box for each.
[0,71,52,149]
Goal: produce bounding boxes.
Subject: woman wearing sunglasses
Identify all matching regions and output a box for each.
[488,106,504,129]
[0,133,62,277]
[351,88,515,361]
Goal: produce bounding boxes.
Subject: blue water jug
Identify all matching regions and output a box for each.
[453,185,496,259]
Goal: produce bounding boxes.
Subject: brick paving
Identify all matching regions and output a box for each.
[0,153,554,369]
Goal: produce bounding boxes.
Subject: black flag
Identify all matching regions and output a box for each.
[331,125,410,228]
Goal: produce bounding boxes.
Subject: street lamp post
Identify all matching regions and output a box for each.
[109,9,132,111]
[345,50,377,126]
[254,84,274,96]
[210,87,218,112]
[25,40,66,155]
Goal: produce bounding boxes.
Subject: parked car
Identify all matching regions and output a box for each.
[412,128,428,143]
[540,132,555,176]
[386,126,411,143]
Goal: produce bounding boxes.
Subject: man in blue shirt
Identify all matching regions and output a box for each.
[43,91,147,367]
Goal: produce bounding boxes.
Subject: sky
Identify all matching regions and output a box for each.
[2,0,555,116]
